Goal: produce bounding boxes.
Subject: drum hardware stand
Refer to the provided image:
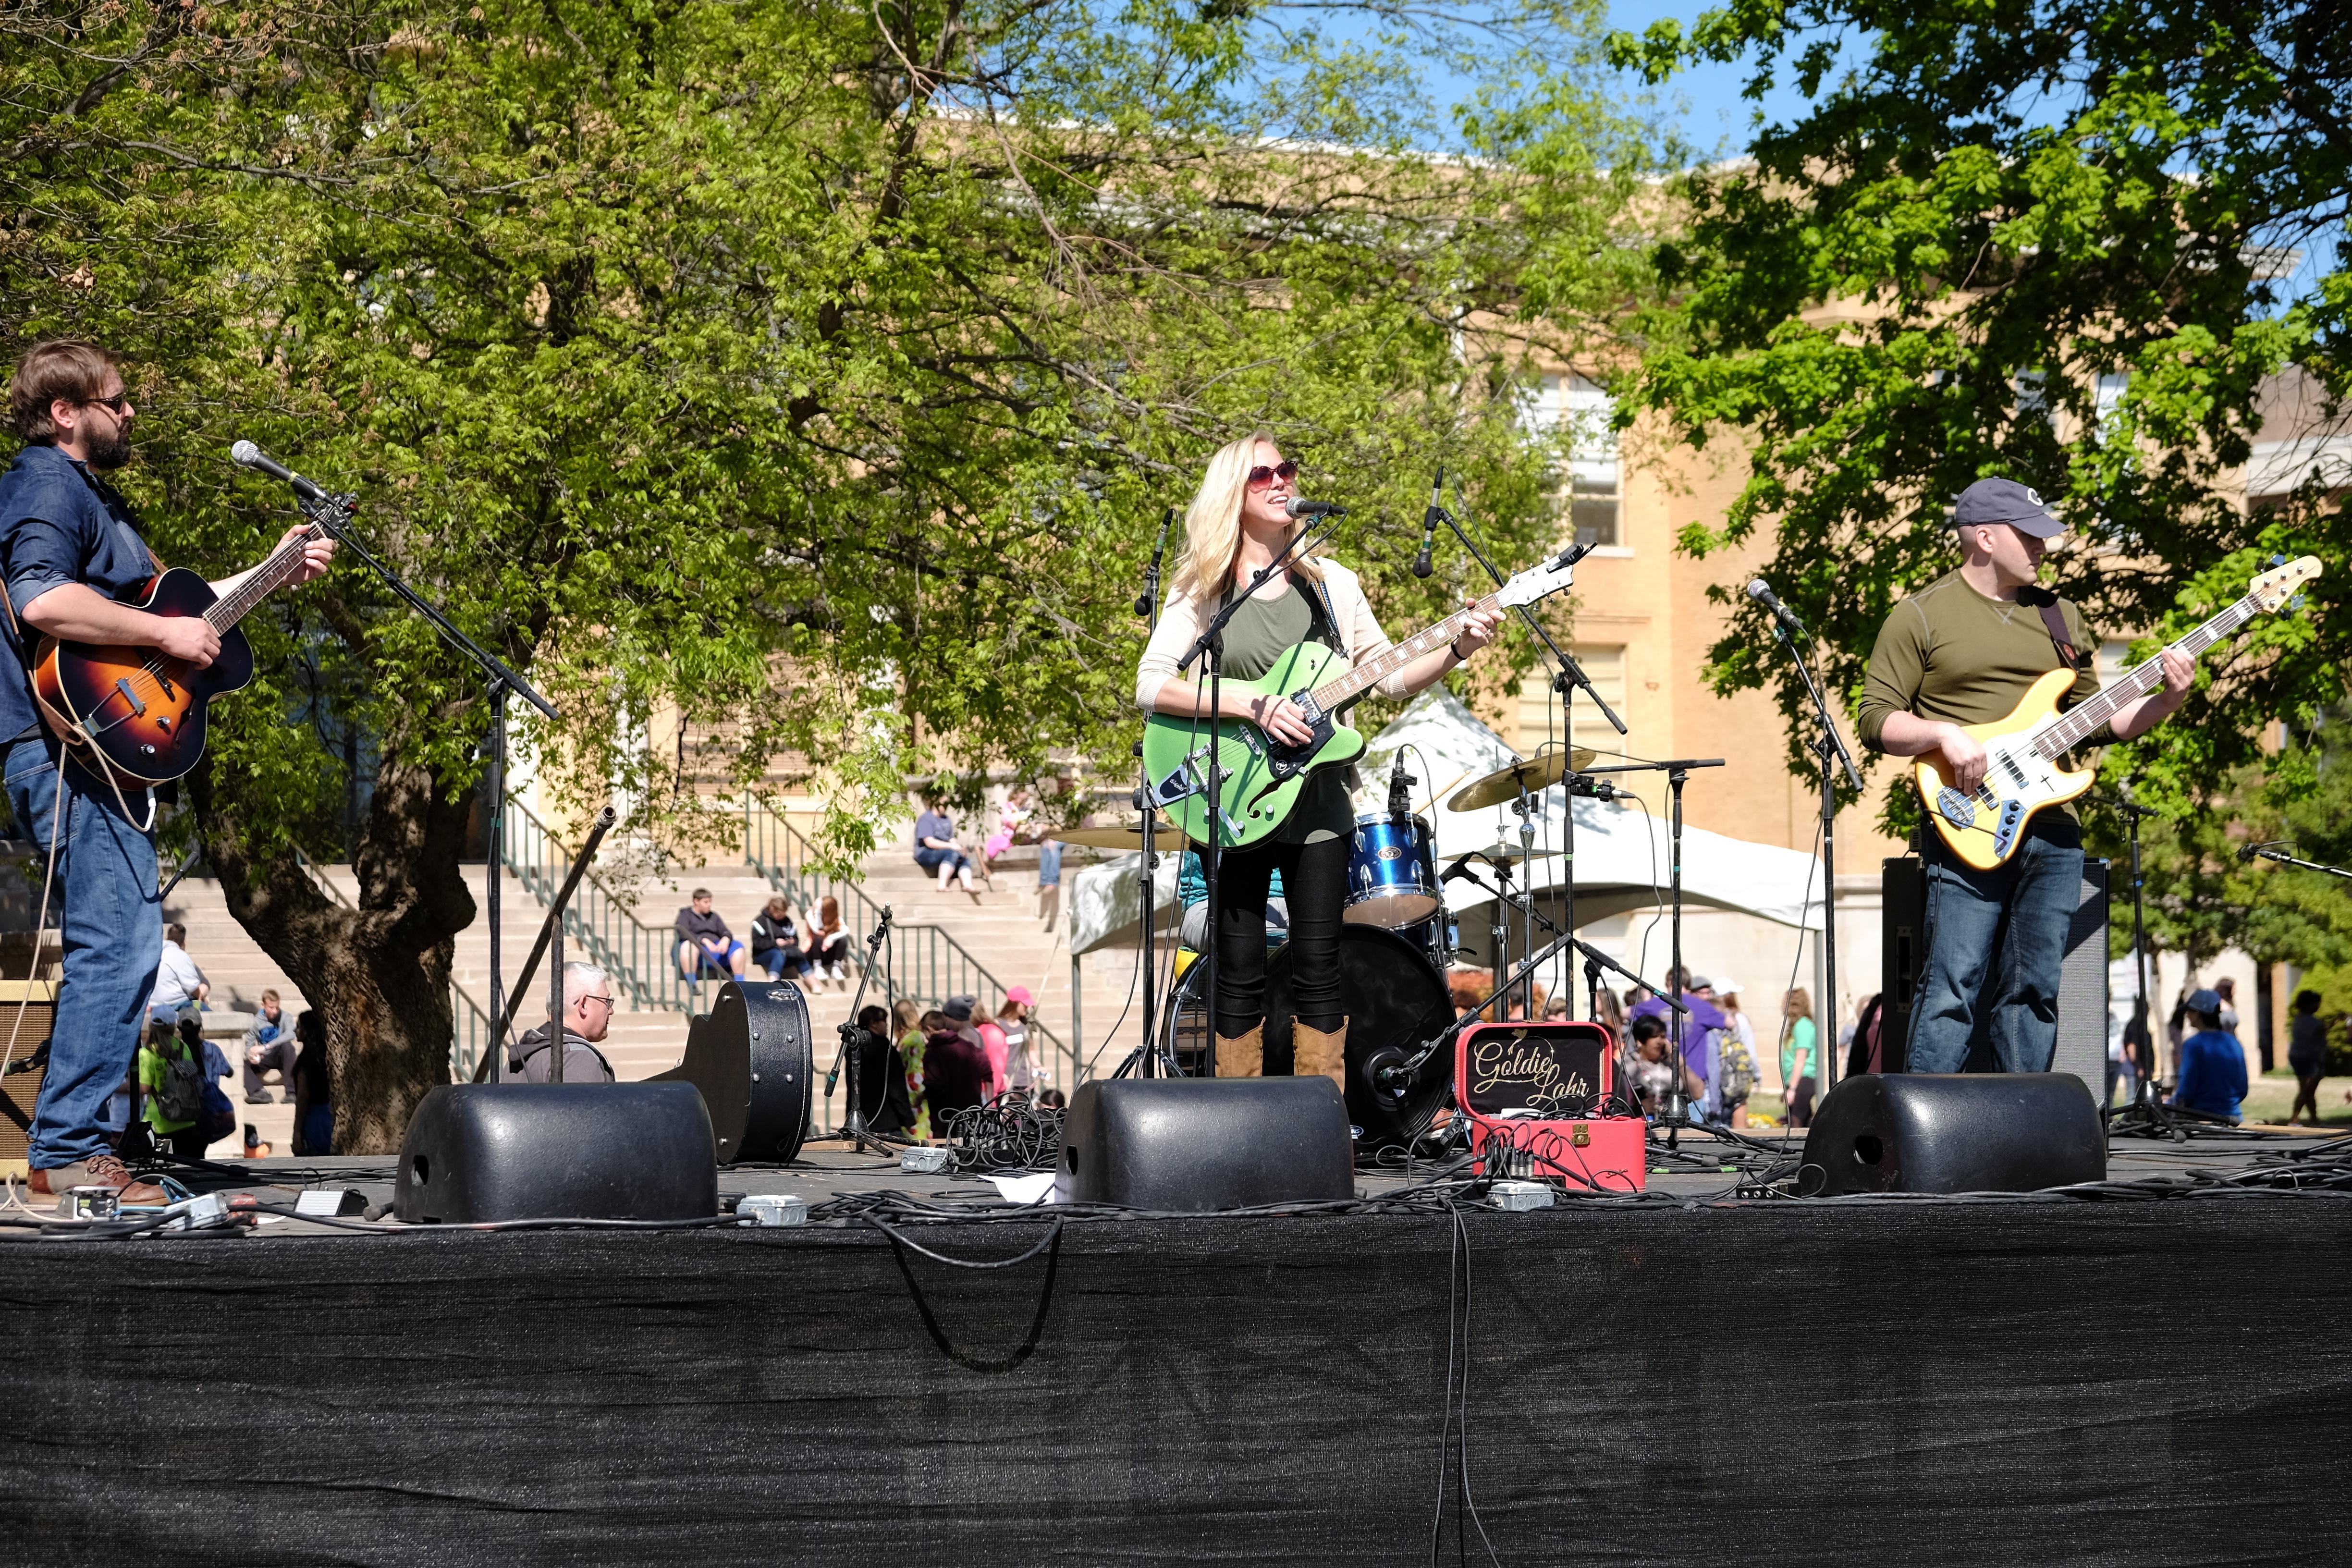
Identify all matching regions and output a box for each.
[2089,793,2221,1142]
[1174,512,1344,1080]
[289,490,558,1080]
[1585,758,1723,1144]
[1428,497,1624,1021]
[1768,612,1863,1090]
[821,905,900,1155]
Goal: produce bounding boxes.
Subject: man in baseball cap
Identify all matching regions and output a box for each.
[1851,475,2197,1078]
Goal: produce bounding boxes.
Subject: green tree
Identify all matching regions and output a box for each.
[3,0,1659,1147]
[1608,0,2349,855]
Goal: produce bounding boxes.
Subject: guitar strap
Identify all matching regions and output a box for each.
[2035,598,2089,672]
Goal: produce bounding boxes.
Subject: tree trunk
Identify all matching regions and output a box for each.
[191,754,477,1154]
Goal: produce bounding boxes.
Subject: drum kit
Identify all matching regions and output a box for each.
[1116,742,1621,1151]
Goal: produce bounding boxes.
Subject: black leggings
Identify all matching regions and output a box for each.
[1212,834,1348,1037]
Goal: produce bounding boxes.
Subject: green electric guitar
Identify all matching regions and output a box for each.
[1142,545,1583,849]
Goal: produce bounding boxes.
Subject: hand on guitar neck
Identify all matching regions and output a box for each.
[20,525,337,663]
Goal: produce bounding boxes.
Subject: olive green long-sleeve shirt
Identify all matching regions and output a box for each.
[1856,570,2105,752]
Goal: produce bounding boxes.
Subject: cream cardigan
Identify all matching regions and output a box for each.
[1133,560,1414,712]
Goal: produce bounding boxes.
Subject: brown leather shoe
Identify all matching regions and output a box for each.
[1213,1022,1263,1078]
[28,1154,167,1206]
[1291,1017,1349,1093]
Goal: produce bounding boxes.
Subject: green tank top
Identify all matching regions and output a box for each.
[1215,579,1352,845]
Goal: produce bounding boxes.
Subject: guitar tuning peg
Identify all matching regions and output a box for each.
[2269,553,2287,567]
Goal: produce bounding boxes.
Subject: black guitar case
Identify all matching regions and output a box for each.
[651,979,815,1164]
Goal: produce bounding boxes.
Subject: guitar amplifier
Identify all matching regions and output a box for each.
[1454,1020,1646,1192]
[0,982,59,1177]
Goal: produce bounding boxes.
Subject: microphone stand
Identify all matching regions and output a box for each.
[826,906,897,1155]
[1173,513,1345,1077]
[1769,617,1863,1095]
[1432,500,1625,1017]
[1130,507,1178,1079]
[2241,842,2352,880]
[2087,795,2234,1141]
[296,492,558,1078]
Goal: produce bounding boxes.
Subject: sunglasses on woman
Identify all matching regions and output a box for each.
[1245,459,1298,490]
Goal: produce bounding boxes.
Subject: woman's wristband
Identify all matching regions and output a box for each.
[1447,635,1469,663]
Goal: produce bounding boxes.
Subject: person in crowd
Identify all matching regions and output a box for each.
[965,993,1011,1100]
[1177,848,1288,952]
[919,1006,990,1127]
[1630,968,1728,1123]
[240,988,298,1103]
[2286,989,2328,1125]
[913,797,978,895]
[1780,987,1818,1128]
[1627,1015,1676,1116]
[749,894,813,981]
[191,1018,236,1154]
[291,1008,333,1155]
[892,999,929,1138]
[810,895,851,986]
[2213,976,2240,1033]
[2121,995,2154,1101]
[1543,993,1571,1021]
[2170,988,2246,1122]
[148,921,208,1025]
[1592,986,1625,1035]
[242,1121,272,1159]
[508,962,619,1084]
[1037,830,1063,931]
[674,889,747,981]
[850,1004,916,1134]
[982,786,1033,881]
[133,1015,208,1158]
[2106,1002,2137,1108]
[1844,992,1885,1078]
[1036,1086,1067,1111]
[996,987,1037,1094]
[1713,980,1757,1127]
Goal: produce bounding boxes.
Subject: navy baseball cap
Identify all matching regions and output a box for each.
[1952,478,2065,538]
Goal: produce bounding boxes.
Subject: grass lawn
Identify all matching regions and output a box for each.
[2238,1072,2352,1127]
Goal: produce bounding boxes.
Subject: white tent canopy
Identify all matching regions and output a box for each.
[1067,688,1824,958]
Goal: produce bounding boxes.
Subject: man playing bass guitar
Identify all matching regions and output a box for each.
[1856,478,2193,1075]
[0,341,334,1202]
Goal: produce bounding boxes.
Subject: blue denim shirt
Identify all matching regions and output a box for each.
[0,443,160,741]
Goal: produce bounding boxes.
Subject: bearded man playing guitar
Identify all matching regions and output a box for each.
[1856,478,2193,1076]
[0,341,333,1202]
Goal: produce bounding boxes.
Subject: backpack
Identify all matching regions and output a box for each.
[151,1038,206,1125]
[1718,1033,1756,1102]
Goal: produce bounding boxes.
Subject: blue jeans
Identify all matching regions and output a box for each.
[6,737,161,1169]
[1908,826,2084,1074]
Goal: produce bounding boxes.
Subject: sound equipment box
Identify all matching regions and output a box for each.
[1055,1077,1353,1211]
[395,1082,719,1223]
[0,981,57,1178]
[1454,1020,1645,1192]
[1880,854,2108,1091]
[1800,1072,2106,1195]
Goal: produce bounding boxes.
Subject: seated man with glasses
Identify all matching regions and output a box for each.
[507,961,620,1084]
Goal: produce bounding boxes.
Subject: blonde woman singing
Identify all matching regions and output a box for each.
[1134,432,1501,1085]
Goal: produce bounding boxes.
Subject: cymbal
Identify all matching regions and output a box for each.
[1451,842,1564,863]
[1447,748,1597,811]
[1049,821,1189,850]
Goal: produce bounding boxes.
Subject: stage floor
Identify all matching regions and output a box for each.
[4,1125,2350,1565]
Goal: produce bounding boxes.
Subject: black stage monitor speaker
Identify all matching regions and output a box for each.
[395,1082,718,1223]
[1055,1078,1353,1211]
[1800,1073,2105,1195]
[1880,854,2107,1093]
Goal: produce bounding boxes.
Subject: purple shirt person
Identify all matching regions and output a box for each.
[1629,984,1727,1114]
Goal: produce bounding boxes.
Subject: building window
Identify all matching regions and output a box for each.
[1529,373,1621,549]
[1518,645,1627,760]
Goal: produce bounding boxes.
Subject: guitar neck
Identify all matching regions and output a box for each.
[1309,589,1505,711]
[201,524,322,633]
[2029,592,2259,757]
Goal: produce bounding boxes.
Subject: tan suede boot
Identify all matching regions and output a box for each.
[1214,1022,1264,1078]
[1291,1017,1349,1093]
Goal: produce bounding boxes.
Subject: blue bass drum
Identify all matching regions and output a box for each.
[1346,811,1439,928]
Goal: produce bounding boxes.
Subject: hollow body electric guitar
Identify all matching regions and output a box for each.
[31,508,340,786]
[1916,555,2323,870]
[1142,546,1581,850]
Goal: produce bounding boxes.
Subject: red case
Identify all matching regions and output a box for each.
[1454,1020,1648,1192]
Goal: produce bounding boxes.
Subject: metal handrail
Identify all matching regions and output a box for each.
[743,797,1082,1090]
[499,799,710,1017]
[450,981,494,1082]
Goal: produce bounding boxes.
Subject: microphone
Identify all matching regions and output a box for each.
[1285,497,1347,518]
[1414,466,1442,578]
[230,441,330,504]
[1387,750,1415,819]
[2238,844,2255,863]
[1566,776,1627,802]
[1136,505,1176,618]
[1747,577,1807,635]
